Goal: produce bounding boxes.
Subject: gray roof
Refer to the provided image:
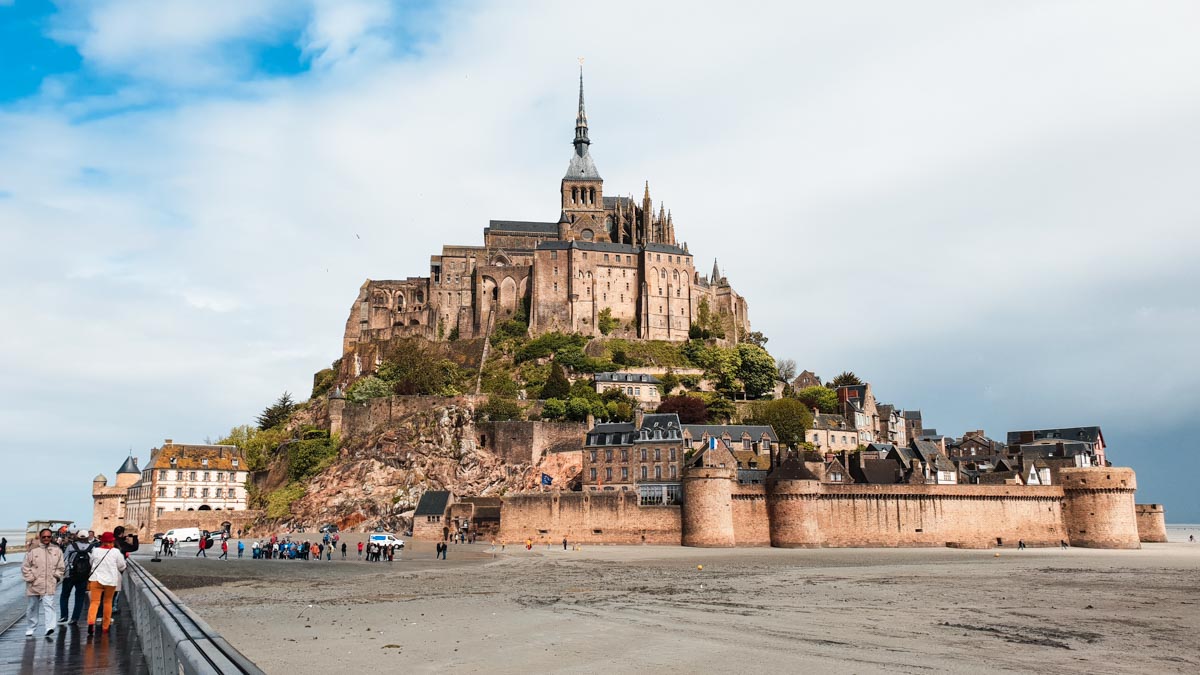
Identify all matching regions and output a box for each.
[536,240,639,253]
[486,220,559,235]
[117,456,140,475]
[602,196,637,209]
[595,372,660,384]
[565,147,601,180]
[414,491,451,517]
[586,422,637,447]
[902,410,922,421]
[682,424,779,443]
[1006,427,1103,446]
[644,242,689,255]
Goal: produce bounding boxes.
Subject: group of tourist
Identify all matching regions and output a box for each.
[21,526,139,639]
[248,533,346,561]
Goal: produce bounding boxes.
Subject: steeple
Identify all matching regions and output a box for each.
[711,259,721,283]
[564,66,601,180]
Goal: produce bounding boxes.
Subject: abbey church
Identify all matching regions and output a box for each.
[343,73,750,353]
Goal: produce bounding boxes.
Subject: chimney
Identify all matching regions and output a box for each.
[164,439,173,445]
[813,407,820,420]
[634,409,645,428]
[586,413,595,429]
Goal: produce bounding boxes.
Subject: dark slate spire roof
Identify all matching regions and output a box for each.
[117,455,140,475]
[565,68,601,180]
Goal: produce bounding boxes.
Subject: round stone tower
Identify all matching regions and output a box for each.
[1135,503,1168,543]
[766,454,823,548]
[1059,467,1140,549]
[681,464,736,548]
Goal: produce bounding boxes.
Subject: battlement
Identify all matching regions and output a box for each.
[1057,467,1136,492]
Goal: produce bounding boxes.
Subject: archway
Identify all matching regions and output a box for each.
[198,505,212,511]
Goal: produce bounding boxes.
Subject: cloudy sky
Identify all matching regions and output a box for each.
[2,0,1197,526]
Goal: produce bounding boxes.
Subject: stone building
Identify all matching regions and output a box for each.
[91,456,141,533]
[593,372,661,408]
[342,72,750,356]
[95,440,252,539]
[808,412,860,451]
[582,413,686,503]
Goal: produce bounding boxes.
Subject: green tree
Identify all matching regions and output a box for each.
[597,307,619,335]
[541,362,571,400]
[256,392,297,431]
[565,397,594,422]
[478,397,523,422]
[737,343,777,399]
[345,375,392,402]
[659,369,680,395]
[749,398,813,449]
[828,371,863,388]
[795,386,839,414]
[286,436,339,482]
[744,331,768,347]
[703,397,737,424]
[541,398,567,420]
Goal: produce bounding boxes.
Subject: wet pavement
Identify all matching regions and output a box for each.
[0,562,149,674]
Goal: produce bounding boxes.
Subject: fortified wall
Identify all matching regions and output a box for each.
[498,466,1143,549]
[1134,503,1168,543]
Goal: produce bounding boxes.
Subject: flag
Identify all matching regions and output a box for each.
[708,436,717,450]
[541,473,553,486]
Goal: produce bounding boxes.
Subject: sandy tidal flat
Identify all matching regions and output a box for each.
[152,541,1200,674]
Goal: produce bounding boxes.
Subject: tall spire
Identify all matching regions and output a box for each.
[574,66,590,149]
[712,259,721,283]
[643,180,650,201]
[564,65,601,180]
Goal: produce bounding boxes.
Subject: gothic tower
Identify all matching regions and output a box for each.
[560,68,606,242]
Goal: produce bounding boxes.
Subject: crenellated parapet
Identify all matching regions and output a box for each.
[1059,467,1141,549]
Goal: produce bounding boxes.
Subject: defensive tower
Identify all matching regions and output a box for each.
[765,453,822,548]
[1059,467,1140,549]
[680,445,737,547]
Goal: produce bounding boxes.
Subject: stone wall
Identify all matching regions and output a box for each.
[337,394,486,440]
[499,491,681,545]
[1135,503,1167,543]
[813,484,1067,548]
[499,467,1144,549]
[153,510,262,537]
[476,420,588,465]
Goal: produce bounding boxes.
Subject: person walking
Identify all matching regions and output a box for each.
[58,531,93,626]
[1,535,8,562]
[218,539,229,560]
[357,541,363,559]
[341,542,347,560]
[563,536,568,551]
[86,532,126,636]
[22,528,64,637]
[237,540,244,558]
[196,533,208,557]
[1018,540,1026,550]
[1061,539,1069,550]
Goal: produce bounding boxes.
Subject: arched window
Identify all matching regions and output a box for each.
[571,186,578,203]
[589,187,595,203]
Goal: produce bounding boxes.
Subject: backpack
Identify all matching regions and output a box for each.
[68,543,94,581]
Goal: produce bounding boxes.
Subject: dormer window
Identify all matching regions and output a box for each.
[201,458,209,468]
[169,457,177,466]
[232,459,239,468]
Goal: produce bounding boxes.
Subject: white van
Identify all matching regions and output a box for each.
[369,534,404,548]
[164,527,200,543]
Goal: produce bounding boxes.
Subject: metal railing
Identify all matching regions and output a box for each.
[124,560,264,675]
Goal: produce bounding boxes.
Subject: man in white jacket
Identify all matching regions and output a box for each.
[21,528,65,637]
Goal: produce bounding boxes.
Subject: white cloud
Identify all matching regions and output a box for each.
[3,0,1200,522]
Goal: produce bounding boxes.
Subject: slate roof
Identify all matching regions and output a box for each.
[851,458,905,485]
[682,424,779,443]
[485,220,559,235]
[565,147,601,180]
[536,240,639,253]
[459,496,502,521]
[602,196,637,209]
[812,414,852,431]
[770,454,820,481]
[117,456,141,475]
[1006,427,1103,446]
[595,372,660,384]
[414,491,451,517]
[585,422,637,447]
[902,410,922,422]
[644,242,690,255]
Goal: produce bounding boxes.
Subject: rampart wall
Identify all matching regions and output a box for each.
[499,467,1142,549]
[499,491,681,545]
[477,420,588,465]
[154,510,262,537]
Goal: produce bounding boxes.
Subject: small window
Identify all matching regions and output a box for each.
[641,466,648,480]
[551,250,558,260]
[201,458,208,467]
[622,467,629,480]
[590,468,597,481]
[606,468,613,481]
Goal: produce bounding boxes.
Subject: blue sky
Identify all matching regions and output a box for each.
[1,0,1198,527]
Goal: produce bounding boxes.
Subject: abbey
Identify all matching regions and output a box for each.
[343,73,749,353]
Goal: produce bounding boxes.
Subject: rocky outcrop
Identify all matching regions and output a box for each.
[273,397,579,533]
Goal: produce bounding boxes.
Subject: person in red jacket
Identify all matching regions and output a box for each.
[218,539,229,560]
[357,541,363,559]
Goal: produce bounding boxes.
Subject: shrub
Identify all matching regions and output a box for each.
[478,397,523,422]
[541,398,567,420]
[266,482,306,520]
[345,375,392,402]
[656,395,708,424]
[286,436,339,482]
[311,369,336,399]
[598,308,619,335]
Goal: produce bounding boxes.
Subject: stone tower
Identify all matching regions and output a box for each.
[1059,467,1140,549]
[680,444,737,547]
[91,455,140,533]
[560,68,605,242]
[765,453,822,548]
[1134,503,1168,543]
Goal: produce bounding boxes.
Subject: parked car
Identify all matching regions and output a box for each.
[319,524,339,534]
[369,533,404,549]
[152,532,165,541]
[164,527,200,543]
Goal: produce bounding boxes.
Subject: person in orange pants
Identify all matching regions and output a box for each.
[86,532,126,635]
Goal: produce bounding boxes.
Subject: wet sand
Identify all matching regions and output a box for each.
[150,540,1200,674]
